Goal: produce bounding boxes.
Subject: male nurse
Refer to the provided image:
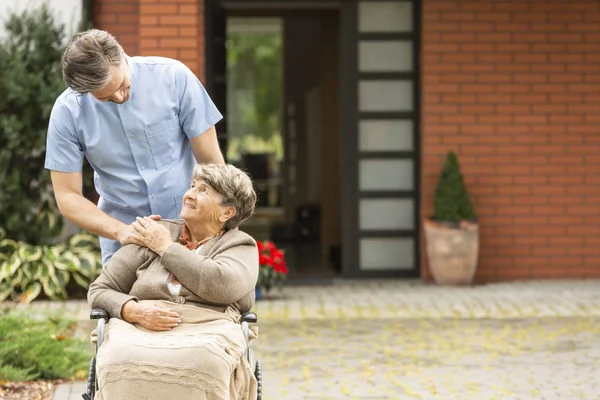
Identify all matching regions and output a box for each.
[45,29,225,265]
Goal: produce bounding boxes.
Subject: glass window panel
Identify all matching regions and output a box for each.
[360,238,414,270]
[358,1,413,33]
[360,199,414,230]
[359,159,414,191]
[359,120,413,151]
[359,80,413,112]
[359,41,413,72]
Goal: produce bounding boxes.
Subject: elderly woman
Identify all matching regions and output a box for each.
[88,163,258,400]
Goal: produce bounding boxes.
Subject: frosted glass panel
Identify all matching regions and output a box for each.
[359,81,413,112]
[359,120,413,151]
[360,199,414,230]
[359,1,413,33]
[359,41,413,72]
[360,238,414,270]
[360,159,414,191]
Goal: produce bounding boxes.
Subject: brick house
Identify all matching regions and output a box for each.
[89,0,600,282]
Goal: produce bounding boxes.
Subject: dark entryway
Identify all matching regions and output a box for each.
[205,0,342,283]
[205,0,421,280]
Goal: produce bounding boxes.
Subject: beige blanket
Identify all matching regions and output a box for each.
[93,301,258,400]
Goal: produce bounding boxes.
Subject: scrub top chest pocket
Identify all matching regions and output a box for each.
[144,115,182,170]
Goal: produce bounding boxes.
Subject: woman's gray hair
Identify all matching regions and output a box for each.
[193,164,257,230]
[62,29,124,94]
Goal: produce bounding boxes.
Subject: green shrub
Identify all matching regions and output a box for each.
[0,312,92,381]
[433,150,477,222]
[0,231,101,302]
[0,4,68,246]
[0,6,103,303]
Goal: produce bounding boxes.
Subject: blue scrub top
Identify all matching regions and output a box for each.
[45,56,223,264]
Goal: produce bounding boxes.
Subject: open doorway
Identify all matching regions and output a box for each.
[212,5,341,284]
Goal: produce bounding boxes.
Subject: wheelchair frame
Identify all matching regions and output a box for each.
[82,308,262,400]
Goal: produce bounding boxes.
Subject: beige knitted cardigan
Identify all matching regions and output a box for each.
[88,219,259,317]
[87,220,260,400]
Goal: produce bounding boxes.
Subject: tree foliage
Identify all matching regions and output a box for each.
[227,32,283,143]
[0,4,67,245]
[433,151,477,222]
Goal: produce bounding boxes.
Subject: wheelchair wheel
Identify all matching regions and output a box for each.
[82,356,96,400]
[255,359,262,400]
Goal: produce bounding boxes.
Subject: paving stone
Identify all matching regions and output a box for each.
[40,279,600,399]
[252,317,600,399]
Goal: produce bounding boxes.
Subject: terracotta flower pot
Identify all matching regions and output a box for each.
[424,218,479,285]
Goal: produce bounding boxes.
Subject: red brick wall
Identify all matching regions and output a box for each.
[139,0,205,81]
[421,0,600,281]
[94,0,205,81]
[93,0,140,56]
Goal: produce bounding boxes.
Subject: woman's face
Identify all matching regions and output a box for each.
[180,178,225,225]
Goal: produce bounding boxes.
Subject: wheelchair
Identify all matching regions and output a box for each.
[82,308,263,400]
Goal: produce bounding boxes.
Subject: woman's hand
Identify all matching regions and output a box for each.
[117,215,162,245]
[131,216,173,256]
[122,300,181,331]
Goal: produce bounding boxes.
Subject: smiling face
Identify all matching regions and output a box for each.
[180,178,236,233]
[90,60,131,104]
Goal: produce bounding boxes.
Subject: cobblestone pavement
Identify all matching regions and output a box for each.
[19,279,600,399]
[20,279,600,322]
[254,317,600,399]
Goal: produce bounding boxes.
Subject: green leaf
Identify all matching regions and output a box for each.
[68,233,98,253]
[0,282,12,302]
[76,252,97,278]
[43,246,62,263]
[41,258,55,280]
[20,261,44,283]
[50,268,70,289]
[71,271,89,289]
[55,251,80,271]
[0,261,10,280]
[17,243,43,262]
[42,277,65,300]
[10,268,24,289]
[17,281,42,304]
[22,262,34,279]
[29,261,44,280]
[42,265,68,300]
[0,239,18,256]
[6,253,21,276]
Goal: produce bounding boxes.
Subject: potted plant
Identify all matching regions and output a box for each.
[424,150,479,285]
[255,241,288,299]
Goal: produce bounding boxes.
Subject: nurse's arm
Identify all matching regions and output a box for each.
[189,125,225,164]
[50,170,133,244]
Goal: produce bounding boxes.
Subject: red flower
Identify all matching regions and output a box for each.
[271,248,284,259]
[258,253,269,265]
[274,263,288,274]
[256,240,288,290]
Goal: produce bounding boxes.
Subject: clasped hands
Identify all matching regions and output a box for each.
[118,215,174,256]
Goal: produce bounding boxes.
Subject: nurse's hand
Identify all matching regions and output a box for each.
[131,216,173,256]
[117,214,161,245]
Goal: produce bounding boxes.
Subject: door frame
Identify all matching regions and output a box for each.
[339,0,422,278]
[204,0,229,157]
[205,0,422,278]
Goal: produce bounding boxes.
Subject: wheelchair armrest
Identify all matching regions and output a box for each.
[241,311,257,323]
[90,308,109,320]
